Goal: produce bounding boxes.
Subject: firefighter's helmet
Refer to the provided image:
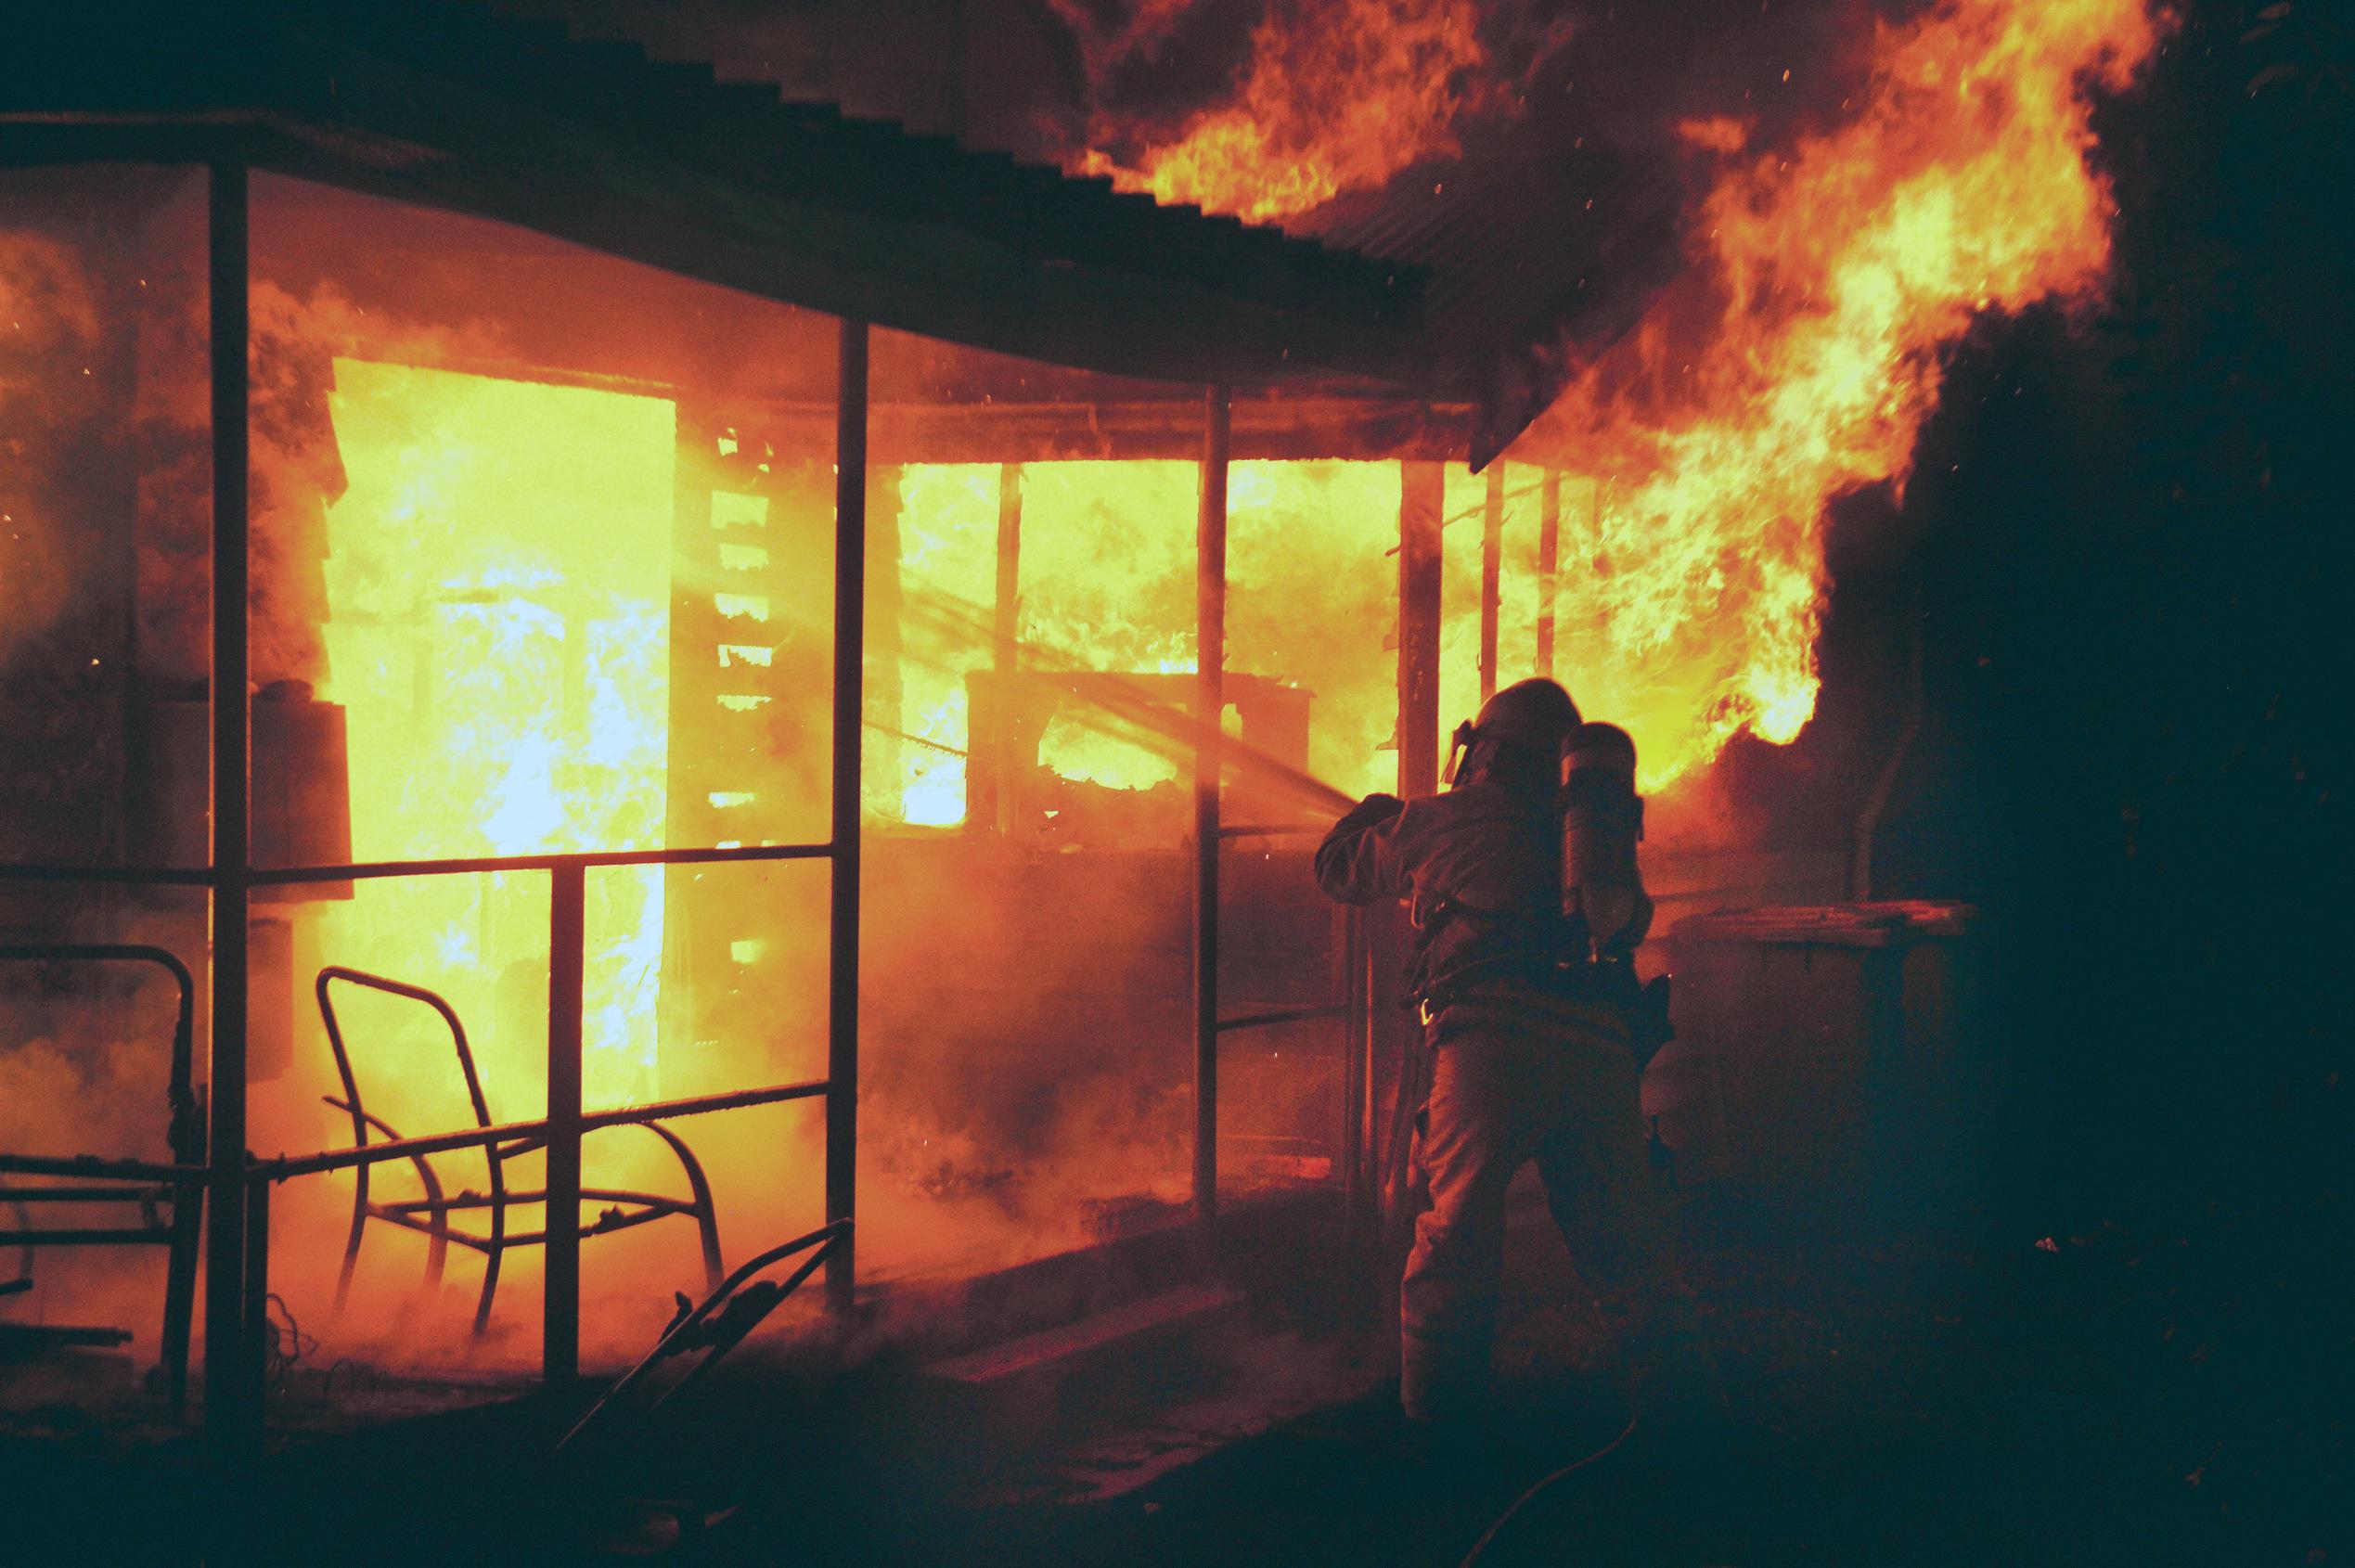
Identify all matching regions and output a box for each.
[1446,678,1581,783]
[1476,678,1581,744]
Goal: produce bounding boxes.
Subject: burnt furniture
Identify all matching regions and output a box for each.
[315,967,724,1334]
[0,945,205,1411]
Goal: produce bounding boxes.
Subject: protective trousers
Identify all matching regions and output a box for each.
[1399,995,1716,1426]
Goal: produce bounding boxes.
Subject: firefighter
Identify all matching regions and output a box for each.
[1314,677,1720,1437]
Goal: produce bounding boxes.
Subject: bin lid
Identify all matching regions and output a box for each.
[1671,900,1975,947]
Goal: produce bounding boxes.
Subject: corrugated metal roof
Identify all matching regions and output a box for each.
[2,0,1432,390]
[1293,148,1684,460]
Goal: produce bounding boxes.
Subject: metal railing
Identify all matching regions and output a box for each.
[0,841,857,1438]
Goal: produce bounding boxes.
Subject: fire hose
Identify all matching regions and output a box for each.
[553,1219,851,1457]
[1457,1410,1640,1568]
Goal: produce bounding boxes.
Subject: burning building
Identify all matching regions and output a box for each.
[2,0,2166,1497]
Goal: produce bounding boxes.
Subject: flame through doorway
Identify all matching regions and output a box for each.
[318,362,675,1126]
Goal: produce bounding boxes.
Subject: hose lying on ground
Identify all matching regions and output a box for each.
[1457,1415,1640,1568]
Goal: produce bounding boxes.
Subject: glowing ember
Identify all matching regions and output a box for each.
[1517,0,2164,789]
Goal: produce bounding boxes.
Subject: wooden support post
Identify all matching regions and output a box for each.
[995,463,1022,673]
[1480,465,1503,702]
[202,160,258,1459]
[864,463,906,822]
[543,861,586,1387]
[1397,461,1444,798]
[827,320,869,1311]
[989,462,1023,836]
[1193,387,1230,1223]
[1538,470,1561,680]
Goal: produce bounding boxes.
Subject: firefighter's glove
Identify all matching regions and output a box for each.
[1336,793,1406,832]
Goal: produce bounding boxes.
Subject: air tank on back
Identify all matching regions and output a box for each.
[1560,722,1653,958]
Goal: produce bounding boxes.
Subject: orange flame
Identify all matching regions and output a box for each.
[1516,0,2164,787]
[1075,0,1502,223]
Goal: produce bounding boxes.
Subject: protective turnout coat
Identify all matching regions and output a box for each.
[1313,778,1712,1427]
[1312,781,1570,1007]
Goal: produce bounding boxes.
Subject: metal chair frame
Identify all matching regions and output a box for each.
[0,945,206,1412]
[315,966,723,1334]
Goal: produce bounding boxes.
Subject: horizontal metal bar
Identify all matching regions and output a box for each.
[0,864,214,886]
[1217,823,1327,840]
[0,1187,178,1202]
[7,1082,829,1190]
[3,1228,174,1246]
[251,842,835,886]
[262,1078,832,1179]
[580,1080,833,1134]
[381,1188,688,1215]
[1215,1003,1352,1034]
[0,1323,135,1348]
[363,1207,497,1253]
[0,1154,200,1183]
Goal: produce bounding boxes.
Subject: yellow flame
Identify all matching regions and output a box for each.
[1518,0,2161,788]
[318,362,675,1118]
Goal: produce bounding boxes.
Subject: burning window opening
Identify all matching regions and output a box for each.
[316,361,675,1114]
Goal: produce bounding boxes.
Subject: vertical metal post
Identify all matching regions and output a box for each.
[241,1176,271,1388]
[1397,461,1444,799]
[1193,386,1230,1223]
[1338,906,1366,1234]
[544,861,586,1387]
[1537,469,1561,680]
[1480,465,1503,702]
[202,161,257,1457]
[826,320,869,1310]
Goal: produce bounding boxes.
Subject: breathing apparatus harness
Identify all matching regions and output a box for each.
[1412,717,1670,1062]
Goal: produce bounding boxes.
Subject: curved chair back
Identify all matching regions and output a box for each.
[315,966,502,1198]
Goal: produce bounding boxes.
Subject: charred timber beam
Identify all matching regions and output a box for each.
[1538,470,1562,679]
[827,320,869,1310]
[1397,461,1445,798]
[1481,467,1503,703]
[202,159,260,1460]
[991,463,1023,837]
[710,400,1480,468]
[995,464,1023,673]
[1194,386,1231,1224]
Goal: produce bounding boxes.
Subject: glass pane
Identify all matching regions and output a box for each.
[863,328,1205,1280]
[238,174,841,1372]
[0,162,212,1402]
